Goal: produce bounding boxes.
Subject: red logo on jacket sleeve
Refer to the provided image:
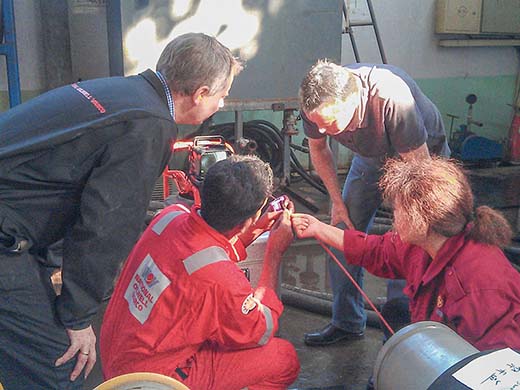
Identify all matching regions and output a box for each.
[241,293,258,315]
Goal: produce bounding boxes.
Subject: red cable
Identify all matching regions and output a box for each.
[318,241,395,336]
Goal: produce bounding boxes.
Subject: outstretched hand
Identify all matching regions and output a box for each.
[55,325,97,381]
[291,213,323,239]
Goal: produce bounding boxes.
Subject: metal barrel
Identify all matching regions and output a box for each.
[373,321,479,390]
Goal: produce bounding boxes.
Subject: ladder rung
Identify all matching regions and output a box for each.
[343,0,387,64]
[349,21,375,27]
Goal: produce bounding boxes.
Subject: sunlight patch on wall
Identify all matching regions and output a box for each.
[123,0,261,75]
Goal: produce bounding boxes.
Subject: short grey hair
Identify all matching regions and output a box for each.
[299,59,359,112]
[156,32,243,96]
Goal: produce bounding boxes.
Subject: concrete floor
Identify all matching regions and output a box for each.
[280,307,383,390]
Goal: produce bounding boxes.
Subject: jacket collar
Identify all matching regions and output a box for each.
[140,69,169,109]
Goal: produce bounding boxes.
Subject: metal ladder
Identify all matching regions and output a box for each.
[342,0,387,64]
[0,0,21,108]
[326,0,388,204]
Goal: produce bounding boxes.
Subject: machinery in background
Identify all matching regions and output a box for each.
[0,0,22,108]
[147,135,235,223]
[161,135,235,206]
[205,119,326,213]
[447,94,504,163]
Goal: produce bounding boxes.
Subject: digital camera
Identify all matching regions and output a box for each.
[270,195,289,212]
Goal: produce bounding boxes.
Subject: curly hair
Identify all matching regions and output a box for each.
[380,157,512,247]
[200,155,273,233]
[299,59,359,113]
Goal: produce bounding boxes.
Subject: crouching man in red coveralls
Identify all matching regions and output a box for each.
[100,154,300,390]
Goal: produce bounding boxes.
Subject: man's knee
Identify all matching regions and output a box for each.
[268,338,300,384]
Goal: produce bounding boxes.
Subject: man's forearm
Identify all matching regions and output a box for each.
[257,249,282,292]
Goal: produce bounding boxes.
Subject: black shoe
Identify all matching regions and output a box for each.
[304,323,364,346]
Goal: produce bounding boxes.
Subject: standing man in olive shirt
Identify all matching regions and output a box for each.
[0,33,242,390]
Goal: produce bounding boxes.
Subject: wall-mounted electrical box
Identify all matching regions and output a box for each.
[436,0,520,35]
[481,0,520,34]
[436,0,482,33]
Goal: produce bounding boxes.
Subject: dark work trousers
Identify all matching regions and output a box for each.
[0,250,83,390]
[381,296,411,341]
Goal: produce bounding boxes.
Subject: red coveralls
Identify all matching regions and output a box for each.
[343,227,520,350]
[100,204,299,390]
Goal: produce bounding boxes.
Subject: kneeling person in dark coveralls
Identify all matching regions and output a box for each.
[0,33,241,390]
[100,155,300,390]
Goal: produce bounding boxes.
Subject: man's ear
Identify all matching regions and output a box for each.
[223,217,254,239]
[238,216,255,235]
[192,86,211,105]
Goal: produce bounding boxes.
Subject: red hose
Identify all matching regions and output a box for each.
[318,241,395,336]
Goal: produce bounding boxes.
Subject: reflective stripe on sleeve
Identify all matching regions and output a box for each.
[152,211,184,235]
[183,246,230,275]
[257,303,274,345]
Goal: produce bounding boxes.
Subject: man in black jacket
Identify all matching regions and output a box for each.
[0,32,241,390]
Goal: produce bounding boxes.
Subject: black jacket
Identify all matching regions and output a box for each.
[0,69,177,328]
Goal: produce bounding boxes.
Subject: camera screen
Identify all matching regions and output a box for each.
[270,196,287,212]
[200,151,229,176]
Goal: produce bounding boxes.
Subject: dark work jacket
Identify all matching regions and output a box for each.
[0,69,177,329]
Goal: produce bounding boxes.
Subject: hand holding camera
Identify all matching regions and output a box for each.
[238,195,293,248]
[269,195,291,212]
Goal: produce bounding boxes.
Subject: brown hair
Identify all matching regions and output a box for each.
[380,157,512,247]
[299,59,359,113]
[157,32,243,96]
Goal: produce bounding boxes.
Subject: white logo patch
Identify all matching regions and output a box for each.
[124,254,171,324]
[241,293,258,315]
